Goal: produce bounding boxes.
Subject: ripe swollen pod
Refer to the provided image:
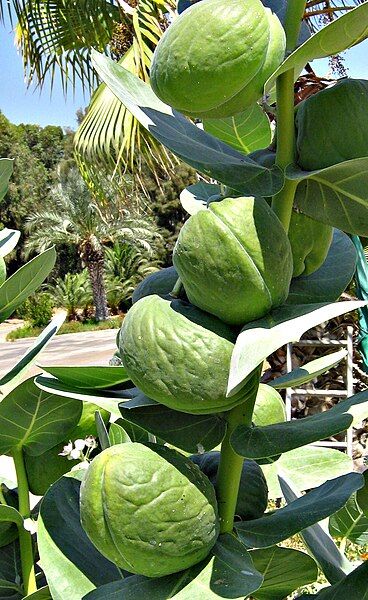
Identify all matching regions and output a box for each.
[173,197,293,326]
[80,443,219,577]
[288,211,333,277]
[150,0,285,118]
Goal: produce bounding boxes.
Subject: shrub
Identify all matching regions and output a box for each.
[17,292,54,327]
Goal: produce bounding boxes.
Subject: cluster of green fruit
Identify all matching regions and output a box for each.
[79,0,368,580]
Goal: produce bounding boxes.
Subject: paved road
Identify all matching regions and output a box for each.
[0,329,118,378]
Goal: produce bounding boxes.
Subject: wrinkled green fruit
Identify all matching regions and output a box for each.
[288,211,333,277]
[0,257,6,286]
[132,266,178,304]
[151,0,285,118]
[119,294,252,414]
[190,451,268,521]
[173,197,293,326]
[296,79,368,171]
[80,443,219,576]
[25,402,110,496]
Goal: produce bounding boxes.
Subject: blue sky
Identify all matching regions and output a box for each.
[1,20,368,131]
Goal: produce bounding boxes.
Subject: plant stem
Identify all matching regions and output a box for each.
[216,375,260,534]
[170,277,184,298]
[284,0,308,52]
[12,449,37,596]
[271,70,297,232]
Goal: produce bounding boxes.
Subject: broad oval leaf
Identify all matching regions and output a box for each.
[119,393,226,454]
[24,587,52,599]
[108,422,131,445]
[38,476,121,600]
[91,51,284,198]
[235,472,364,549]
[250,546,318,600]
[289,159,368,235]
[280,477,354,585]
[270,349,347,389]
[35,375,128,418]
[180,182,221,216]
[228,301,365,396]
[287,229,357,305]
[0,159,13,202]
[39,365,130,390]
[0,229,20,259]
[253,385,286,426]
[266,3,368,90]
[0,538,23,599]
[0,312,66,392]
[329,494,368,545]
[262,446,353,500]
[0,377,82,457]
[231,412,352,459]
[306,560,368,599]
[357,470,368,517]
[203,105,272,156]
[0,248,56,323]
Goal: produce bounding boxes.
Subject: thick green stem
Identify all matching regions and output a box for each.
[284,0,307,52]
[12,449,37,596]
[271,70,298,232]
[216,377,260,534]
[170,277,184,298]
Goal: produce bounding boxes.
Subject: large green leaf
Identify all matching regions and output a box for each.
[180,183,221,216]
[270,349,347,390]
[84,534,263,599]
[329,495,368,545]
[173,534,263,599]
[238,389,368,460]
[228,301,364,396]
[231,409,352,459]
[38,476,122,600]
[266,2,368,90]
[0,507,22,529]
[250,546,318,600]
[357,470,368,517]
[0,312,66,391]
[119,393,226,453]
[0,247,56,322]
[0,159,13,202]
[0,229,20,259]
[281,477,354,585]
[305,561,368,599]
[0,539,23,600]
[40,365,130,390]
[203,105,272,156]
[235,472,363,548]
[0,377,82,456]
[91,51,284,199]
[289,159,368,236]
[286,230,357,305]
[262,446,353,499]
[108,422,131,445]
[253,385,286,426]
[35,375,126,417]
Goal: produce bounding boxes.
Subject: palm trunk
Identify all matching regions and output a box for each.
[82,242,109,321]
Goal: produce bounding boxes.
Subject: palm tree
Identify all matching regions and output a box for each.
[24,169,162,320]
[2,1,362,191]
[1,0,175,188]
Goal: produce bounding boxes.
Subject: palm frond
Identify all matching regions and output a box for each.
[304,0,366,32]
[10,0,120,92]
[74,0,176,188]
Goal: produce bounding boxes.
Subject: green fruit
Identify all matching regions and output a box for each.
[190,451,268,520]
[150,0,285,119]
[288,211,333,277]
[119,295,252,414]
[80,443,219,577]
[0,257,6,285]
[25,402,110,496]
[296,79,368,171]
[173,197,293,326]
[132,266,178,304]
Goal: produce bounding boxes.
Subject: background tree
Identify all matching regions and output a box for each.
[24,169,162,320]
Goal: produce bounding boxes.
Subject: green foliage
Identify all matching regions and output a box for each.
[44,271,92,320]
[17,293,54,327]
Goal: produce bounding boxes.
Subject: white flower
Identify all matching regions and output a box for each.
[85,436,97,450]
[70,448,83,461]
[74,439,86,452]
[59,441,73,457]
